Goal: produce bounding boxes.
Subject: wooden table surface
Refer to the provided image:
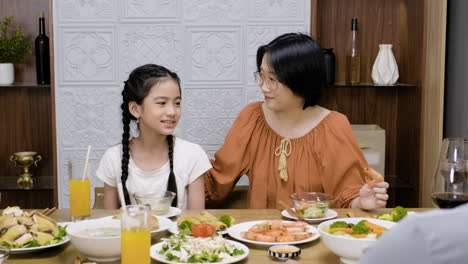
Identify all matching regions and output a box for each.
[7,208,432,264]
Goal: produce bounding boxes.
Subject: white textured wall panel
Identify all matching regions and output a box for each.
[54,0,310,207]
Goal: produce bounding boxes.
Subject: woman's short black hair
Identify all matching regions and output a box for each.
[256,32,326,109]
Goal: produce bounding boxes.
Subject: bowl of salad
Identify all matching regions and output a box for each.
[318,218,396,264]
[289,192,334,218]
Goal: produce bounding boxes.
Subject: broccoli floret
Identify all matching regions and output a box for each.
[178,220,193,230]
[330,221,349,229]
[391,206,408,222]
[352,220,371,234]
[219,215,235,227]
[376,213,393,221]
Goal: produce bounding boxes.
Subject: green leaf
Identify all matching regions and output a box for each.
[0,16,32,63]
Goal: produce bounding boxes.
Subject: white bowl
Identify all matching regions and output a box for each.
[66,218,121,262]
[318,218,396,264]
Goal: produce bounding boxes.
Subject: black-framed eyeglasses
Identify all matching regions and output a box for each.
[253,71,280,89]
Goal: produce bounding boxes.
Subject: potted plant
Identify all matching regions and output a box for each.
[0,16,32,85]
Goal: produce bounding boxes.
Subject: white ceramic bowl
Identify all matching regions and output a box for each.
[66,218,121,262]
[318,218,396,264]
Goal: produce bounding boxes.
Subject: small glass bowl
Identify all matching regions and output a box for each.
[290,192,334,219]
[0,245,10,264]
[134,191,176,215]
[269,245,301,260]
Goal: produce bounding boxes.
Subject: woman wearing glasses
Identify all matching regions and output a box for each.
[204,33,389,209]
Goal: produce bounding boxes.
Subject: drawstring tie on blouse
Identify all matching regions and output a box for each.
[275,138,291,181]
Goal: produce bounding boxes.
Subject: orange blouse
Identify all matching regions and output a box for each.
[204,101,367,209]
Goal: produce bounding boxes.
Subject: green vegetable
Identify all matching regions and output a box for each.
[391,206,408,222]
[352,220,371,235]
[377,206,408,222]
[166,253,181,261]
[376,213,393,221]
[219,215,235,227]
[232,248,245,256]
[330,221,349,229]
[178,220,193,230]
[330,231,348,236]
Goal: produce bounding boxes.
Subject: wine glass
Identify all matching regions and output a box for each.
[431,138,468,208]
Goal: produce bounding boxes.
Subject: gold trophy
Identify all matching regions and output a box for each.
[9,151,42,189]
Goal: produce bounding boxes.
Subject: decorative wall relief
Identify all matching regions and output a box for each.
[189,28,241,83]
[54,0,310,206]
[58,0,116,22]
[61,29,115,83]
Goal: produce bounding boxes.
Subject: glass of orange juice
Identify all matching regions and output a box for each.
[120,204,151,264]
[68,160,91,221]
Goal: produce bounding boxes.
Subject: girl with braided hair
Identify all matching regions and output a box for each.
[96,64,211,209]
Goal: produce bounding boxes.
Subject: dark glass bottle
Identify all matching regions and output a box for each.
[322,48,335,85]
[35,11,50,85]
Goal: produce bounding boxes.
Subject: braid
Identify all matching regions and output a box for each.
[167,135,178,207]
[120,89,132,205]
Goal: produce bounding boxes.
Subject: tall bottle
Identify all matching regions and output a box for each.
[35,11,50,85]
[346,18,360,85]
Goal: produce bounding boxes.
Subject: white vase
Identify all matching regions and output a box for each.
[371,44,399,85]
[0,63,14,85]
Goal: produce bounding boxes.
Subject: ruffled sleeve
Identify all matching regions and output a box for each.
[315,112,367,208]
[204,103,260,203]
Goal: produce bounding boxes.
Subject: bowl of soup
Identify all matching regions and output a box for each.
[66,218,121,262]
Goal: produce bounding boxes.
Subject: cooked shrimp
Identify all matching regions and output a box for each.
[243,221,314,242]
[286,227,308,233]
[276,235,295,242]
[263,230,284,237]
[248,223,271,233]
[292,232,314,240]
[284,221,308,227]
[268,220,285,230]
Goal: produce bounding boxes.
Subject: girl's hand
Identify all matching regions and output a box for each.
[358,180,389,210]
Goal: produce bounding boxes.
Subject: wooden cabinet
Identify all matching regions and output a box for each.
[0,0,56,208]
[311,0,446,207]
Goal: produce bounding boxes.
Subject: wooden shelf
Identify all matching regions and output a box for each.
[329,83,416,88]
[0,176,54,191]
[314,0,425,207]
[0,83,51,88]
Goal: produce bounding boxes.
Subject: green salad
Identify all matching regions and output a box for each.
[158,231,245,263]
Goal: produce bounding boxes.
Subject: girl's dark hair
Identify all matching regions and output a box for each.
[256,32,326,109]
[121,64,181,207]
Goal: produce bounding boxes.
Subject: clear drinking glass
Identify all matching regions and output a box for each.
[431,138,468,208]
[68,160,91,221]
[0,245,10,264]
[120,204,151,264]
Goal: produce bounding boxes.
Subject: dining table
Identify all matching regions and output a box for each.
[6,208,432,264]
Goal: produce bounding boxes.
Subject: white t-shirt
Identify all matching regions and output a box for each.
[96,137,212,209]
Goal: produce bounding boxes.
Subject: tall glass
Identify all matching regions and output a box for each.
[431,138,468,208]
[120,205,151,264]
[68,160,91,221]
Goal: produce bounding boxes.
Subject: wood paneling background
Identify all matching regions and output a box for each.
[314,0,425,206]
[0,0,54,208]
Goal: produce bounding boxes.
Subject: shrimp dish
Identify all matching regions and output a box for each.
[240,220,314,243]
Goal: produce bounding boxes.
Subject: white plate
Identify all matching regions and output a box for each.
[99,215,173,233]
[150,239,249,264]
[168,222,229,235]
[10,222,71,254]
[228,220,320,246]
[281,208,338,223]
[155,207,182,218]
